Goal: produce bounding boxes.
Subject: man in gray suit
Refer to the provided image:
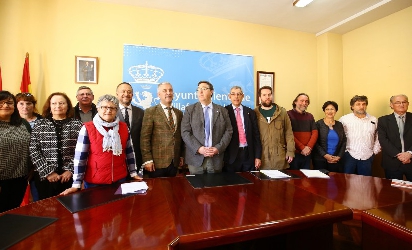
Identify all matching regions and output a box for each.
[116,82,144,174]
[181,81,233,174]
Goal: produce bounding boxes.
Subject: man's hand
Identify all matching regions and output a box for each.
[144,162,155,172]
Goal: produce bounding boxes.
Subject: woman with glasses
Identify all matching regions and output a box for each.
[0,91,31,212]
[30,92,83,200]
[61,95,141,196]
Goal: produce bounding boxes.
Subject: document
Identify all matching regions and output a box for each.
[115,182,149,195]
[260,170,291,179]
[300,169,330,179]
[391,179,412,189]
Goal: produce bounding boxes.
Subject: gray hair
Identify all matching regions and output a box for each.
[96,94,119,108]
[157,82,172,91]
[229,86,243,94]
[76,86,93,95]
[390,94,408,103]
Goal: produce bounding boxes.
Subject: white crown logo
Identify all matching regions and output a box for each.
[129,61,164,84]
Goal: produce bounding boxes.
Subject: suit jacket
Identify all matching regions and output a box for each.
[140,104,184,169]
[224,104,262,165]
[378,112,412,170]
[181,102,233,168]
[117,105,144,169]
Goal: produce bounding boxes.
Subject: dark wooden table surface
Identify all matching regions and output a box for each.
[362,200,412,249]
[2,173,353,249]
[285,171,412,220]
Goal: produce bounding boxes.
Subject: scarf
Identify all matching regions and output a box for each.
[93,114,122,156]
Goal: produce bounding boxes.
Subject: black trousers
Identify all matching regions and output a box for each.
[147,161,178,178]
[0,176,27,213]
[33,171,72,200]
[224,147,254,172]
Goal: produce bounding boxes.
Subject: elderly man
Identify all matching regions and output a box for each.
[116,82,145,173]
[339,95,380,176]
[140,82,184,178]
[74,86,97,122]
[181,81,233,174]
[224,86,261,172]
[378,95,412,181]
[287,93,318,170]
[255,86,295,170]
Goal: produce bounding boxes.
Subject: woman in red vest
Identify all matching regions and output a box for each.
[61,94,142,195]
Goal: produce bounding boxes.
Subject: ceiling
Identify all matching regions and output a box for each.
[95,0,412,35]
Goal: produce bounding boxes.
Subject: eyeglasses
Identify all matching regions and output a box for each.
[393,101,409,105]
[100,106,117,111]
[230,93,243,97]
[51,102,67,106]
[77,93,93,96]
[197,87,210,92]
[0,101,14,108]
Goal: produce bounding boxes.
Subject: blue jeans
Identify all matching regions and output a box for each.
[343,152,374,176]
[289,154,311,170]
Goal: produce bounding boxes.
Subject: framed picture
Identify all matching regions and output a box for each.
[256,71,275,106]
[75,56,98,84]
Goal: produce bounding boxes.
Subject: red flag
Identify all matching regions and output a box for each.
[0,66,3,91]
[20,52,31,93]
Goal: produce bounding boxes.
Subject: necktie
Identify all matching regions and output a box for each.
[398,115,405,152]
[167,107,175,130]
[204,106,210,147]
[235,107,247,145]
[124,107,130,129]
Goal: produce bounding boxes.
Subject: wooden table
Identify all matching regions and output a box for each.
[286,171,412,220]
[362,200,412,249]
[2,173,352,249]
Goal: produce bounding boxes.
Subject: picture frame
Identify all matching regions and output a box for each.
[256,71,275,106]
[75,56,98,84]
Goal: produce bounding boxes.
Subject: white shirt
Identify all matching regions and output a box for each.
[339,112,381,160]
[119,104,133,128]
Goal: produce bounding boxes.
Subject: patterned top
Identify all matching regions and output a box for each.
[0,121,31,180]
[30,118,83,180]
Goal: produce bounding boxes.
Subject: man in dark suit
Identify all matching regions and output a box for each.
[116,82,144,174]
[181,81,233,174]
[140,82,184,178]
[378,94,412,181]
[224,86,261,172]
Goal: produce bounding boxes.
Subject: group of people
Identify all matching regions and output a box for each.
[1,80,411,213]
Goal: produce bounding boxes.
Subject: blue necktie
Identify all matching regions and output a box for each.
[204,106,210,147]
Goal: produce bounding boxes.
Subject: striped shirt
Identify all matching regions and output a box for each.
[72,125,137,188]
[339,113,381,160]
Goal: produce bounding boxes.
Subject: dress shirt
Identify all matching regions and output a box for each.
[202,103,213,147]
[119,104,133,128]
[339,113,381,160]
[232,104,248,147]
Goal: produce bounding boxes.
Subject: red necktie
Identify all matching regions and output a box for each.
[235,107,247,145]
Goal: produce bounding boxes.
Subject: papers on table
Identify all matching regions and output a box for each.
[260,170,291,179]
[115,182,149,195]
[300,169,330,178]
[391,179,412,189]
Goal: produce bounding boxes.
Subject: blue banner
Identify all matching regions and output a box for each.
[123,45,254,111]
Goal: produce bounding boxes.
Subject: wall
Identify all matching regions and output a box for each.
[342,6,412,118]
[0,0,318,116]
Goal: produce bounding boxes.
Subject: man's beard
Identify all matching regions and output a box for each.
[261,101,272,108]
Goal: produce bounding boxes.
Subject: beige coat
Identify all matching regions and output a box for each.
[255,104,295,170]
